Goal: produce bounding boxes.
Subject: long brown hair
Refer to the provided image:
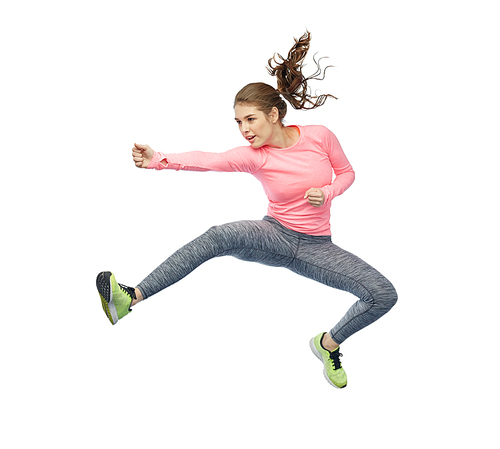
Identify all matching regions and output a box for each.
[234,31,336,123]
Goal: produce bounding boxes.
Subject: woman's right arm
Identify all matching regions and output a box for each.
[132,143,263,174]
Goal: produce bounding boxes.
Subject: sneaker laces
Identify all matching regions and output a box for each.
[329,350,343,370]
[118,283,136,310]
[118,283,136,298]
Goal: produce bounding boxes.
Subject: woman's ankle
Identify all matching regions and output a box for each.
[322,332,339,352]
[131,288,144,307]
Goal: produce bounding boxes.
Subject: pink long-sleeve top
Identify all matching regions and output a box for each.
[148,125,355,236]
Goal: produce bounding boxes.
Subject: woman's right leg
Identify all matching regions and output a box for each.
[97,218,295,325]
[134,219,297,302]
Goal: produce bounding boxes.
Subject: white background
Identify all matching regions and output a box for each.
[1,0,499,447]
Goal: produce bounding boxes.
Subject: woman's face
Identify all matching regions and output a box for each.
[234,104,277,148]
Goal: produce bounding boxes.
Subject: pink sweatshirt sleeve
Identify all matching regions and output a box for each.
[148,146,264,174]
[319,128,355,203]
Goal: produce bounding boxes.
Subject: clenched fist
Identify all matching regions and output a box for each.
[132,143,154,168]
[304,188,325,207]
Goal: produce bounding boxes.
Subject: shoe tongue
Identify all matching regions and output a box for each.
[119,283,136,299]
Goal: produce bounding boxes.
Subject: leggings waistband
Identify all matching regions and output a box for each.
[262,216,332,243]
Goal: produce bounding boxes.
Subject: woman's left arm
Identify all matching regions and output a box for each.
[319,128,355,204]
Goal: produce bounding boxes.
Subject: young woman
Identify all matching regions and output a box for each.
[96,31,397,389]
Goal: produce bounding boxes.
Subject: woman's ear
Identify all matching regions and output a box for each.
[269,107,280,124]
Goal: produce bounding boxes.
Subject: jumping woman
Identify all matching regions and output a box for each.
[96,31,397,389]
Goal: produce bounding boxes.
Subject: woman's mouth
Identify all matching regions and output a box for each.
[247,135,256,144]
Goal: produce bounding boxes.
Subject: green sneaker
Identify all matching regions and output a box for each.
[309,332,347,389]
[96,271,136,325]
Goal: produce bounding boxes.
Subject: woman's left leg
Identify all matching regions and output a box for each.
[290,237,398,345]
[291,236,397,388]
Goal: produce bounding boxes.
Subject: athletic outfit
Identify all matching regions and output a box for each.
[147,125,353,236]
[97,124,397,388]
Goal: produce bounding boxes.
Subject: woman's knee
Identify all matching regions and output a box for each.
[373,277,398,312]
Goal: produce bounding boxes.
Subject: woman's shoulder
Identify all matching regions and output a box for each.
[225,144,267,173]
[298,124,333,135]
[296,124,336,143]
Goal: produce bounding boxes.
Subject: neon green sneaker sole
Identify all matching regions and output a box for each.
[309,332,347,389]
[96,271,134,325]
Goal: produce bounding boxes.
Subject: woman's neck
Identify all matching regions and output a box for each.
[267,125,300,149]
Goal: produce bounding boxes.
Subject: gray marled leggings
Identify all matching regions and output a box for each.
[137,216,397,344]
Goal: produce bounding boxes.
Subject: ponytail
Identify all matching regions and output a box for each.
[267,30,337,110]
[234,31,336,123]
